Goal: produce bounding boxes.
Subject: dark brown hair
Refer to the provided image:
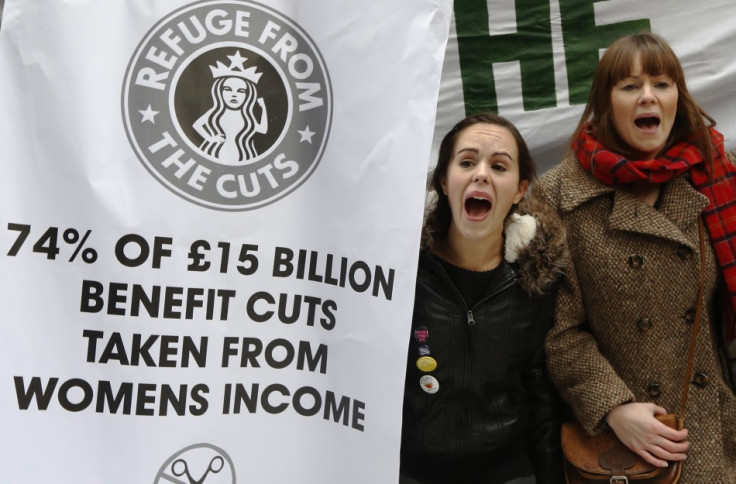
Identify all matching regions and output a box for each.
[572,31,715,161]
[422,113,536,248]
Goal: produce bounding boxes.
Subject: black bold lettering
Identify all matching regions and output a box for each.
[58,378,94,412]
[293,385,321,416]
[96,381,134,414]
[323,390,350,426]
[14,376,58,410]
[80,280,104,313]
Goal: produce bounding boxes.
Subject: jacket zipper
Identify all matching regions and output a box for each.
[432,258,514,325]
[466,278,514,324]
[430,255,516,454]
[467,310,476,325]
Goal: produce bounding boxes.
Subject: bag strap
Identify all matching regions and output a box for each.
[679,217,706,419]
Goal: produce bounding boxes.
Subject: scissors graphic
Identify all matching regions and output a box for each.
[170,455,224,484]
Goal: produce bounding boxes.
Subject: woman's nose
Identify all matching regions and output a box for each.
[473,166,490,183]
[640,83,656,103]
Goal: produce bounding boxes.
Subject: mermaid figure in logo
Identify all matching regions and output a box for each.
[193,50,268,164]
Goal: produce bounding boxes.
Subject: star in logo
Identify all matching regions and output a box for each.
[139,105,159,124]
[298,126,316,144]
[228,50,247,70]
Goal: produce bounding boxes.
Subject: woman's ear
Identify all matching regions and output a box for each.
[440,176,448,196]
[513,179,530,204]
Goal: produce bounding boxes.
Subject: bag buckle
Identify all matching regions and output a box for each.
[610,477,629,484]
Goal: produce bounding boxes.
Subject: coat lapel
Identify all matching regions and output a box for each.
[557,156,613,213]
[558,155,708,248]
[609,176,707,247]
[659,175,709,229]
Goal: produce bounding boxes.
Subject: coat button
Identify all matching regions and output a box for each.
[676,245,693,261]
[646,383,662,398]
[692,372,709,388]
[628,254,644,269]
[637,318,653,332]
[682,308,697,325]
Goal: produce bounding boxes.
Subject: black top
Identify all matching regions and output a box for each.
[438,257,501,308]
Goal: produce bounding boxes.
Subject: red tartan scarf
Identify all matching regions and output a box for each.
[574,125,736,342]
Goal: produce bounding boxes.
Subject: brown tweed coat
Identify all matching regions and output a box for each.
[535,154,736,482]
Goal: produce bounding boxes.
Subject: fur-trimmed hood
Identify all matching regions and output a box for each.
[420,194,568,296]
[504,196,568,295]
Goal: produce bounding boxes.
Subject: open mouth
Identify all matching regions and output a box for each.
[634,116,660,131]
[465,196,492,218]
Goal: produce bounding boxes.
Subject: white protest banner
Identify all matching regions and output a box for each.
[0,1,452,482]
[434,0,736,172]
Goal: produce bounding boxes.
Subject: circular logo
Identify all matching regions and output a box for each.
[122,0,332,210]
[154,443,236,484]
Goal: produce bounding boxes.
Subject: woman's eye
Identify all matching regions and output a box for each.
[459,159,474,168]
[492,163,507,172]
[621,84,637,91]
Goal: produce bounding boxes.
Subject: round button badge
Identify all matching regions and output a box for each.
[419,375,439,394]
[416,356,437,372]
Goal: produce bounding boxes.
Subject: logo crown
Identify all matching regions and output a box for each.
[209,50,263,83]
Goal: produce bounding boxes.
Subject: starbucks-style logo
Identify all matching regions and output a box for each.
[122,0,332,210]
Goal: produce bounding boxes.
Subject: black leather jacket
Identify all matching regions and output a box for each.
[401,199,567,484]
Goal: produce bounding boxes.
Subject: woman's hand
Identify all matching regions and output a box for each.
[605,402,689,467]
